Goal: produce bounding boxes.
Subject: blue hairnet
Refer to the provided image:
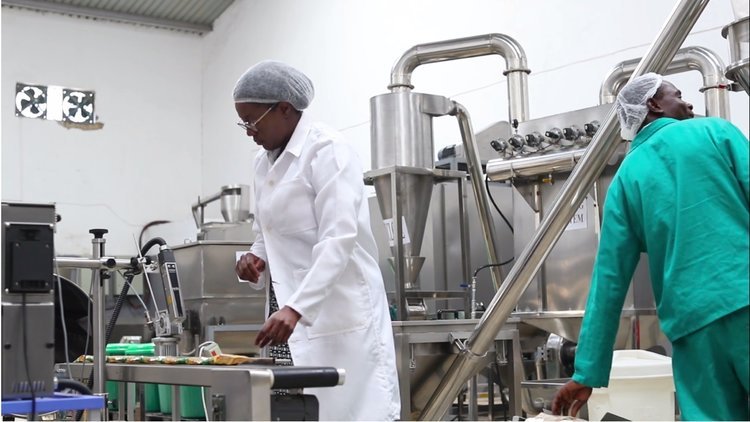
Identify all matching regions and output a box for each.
[615,73,663,140]
[233,60,315,110]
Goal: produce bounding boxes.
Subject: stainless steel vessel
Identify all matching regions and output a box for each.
[171,241,266,356]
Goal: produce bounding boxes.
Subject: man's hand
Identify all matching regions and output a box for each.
[255,306,301,347]
[551,380,592,417]
[236,253,266,282]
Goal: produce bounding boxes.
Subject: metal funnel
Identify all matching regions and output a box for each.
[387,256,426,290]
[723,17,749,94]
[373,172,433,257]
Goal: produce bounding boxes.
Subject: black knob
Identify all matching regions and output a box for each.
[545,127,563,140]
[508,134,525,149]
[525,132,544,147]
[584,120,600,137]
[89,229,108,238]
[563,126,582,141]
[490,139,507,152]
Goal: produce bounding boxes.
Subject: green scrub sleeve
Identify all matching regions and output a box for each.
[572,180,643,387]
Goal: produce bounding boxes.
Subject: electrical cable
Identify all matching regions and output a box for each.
[485,174,514,233]
[56,378,93,396]
[198,342,218,422]
[55,272,72,377]
[22,293,37,422]
[472,259,515,278]
[138,220,170,250]
[118,271,152,322]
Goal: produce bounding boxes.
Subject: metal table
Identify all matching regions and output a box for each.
[65,362,343,421]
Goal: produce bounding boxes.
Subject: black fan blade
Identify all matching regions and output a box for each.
[30,104,39,114]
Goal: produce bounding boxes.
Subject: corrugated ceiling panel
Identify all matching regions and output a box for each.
[1,0,235,33]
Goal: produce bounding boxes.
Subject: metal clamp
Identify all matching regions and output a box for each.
[212,394,226,421]
[449,334,488,360]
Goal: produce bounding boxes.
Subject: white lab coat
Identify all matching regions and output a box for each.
[249,112,401,421]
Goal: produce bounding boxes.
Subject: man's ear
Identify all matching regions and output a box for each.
[646,97,662,114]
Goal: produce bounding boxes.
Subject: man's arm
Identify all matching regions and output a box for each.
[573,179,643,387]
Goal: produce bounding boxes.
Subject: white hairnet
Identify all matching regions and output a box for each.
[615,72,664,140]
[233,60,315,110]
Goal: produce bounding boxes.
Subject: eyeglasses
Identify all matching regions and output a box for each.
[237,103,277,132]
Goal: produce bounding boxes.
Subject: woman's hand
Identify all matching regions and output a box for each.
[235,253,266,282]
[255,306,301,347]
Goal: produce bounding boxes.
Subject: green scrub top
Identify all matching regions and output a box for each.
[573,117,749,387]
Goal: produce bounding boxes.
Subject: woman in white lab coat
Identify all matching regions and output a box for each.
[233,60,401,421]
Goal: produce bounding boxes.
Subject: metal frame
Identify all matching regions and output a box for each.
[65,362,343,421]
[391,320,523,420]
[365,166,471,321]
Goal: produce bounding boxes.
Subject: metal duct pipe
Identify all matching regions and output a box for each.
[451,101,504,290]
[600,46,731,118]
[389,33,531,123]
[419,0,711,419]
[486,149,587,182]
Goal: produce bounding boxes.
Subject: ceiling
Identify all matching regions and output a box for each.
[1,0,236,34]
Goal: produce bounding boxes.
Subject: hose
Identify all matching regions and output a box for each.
[56,378,93,395]
[140,237,167,257]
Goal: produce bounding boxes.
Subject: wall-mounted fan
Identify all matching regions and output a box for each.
[62,89,95,124]
[15,83,47,119]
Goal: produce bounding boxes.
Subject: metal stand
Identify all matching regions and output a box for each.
[365,166,472,321]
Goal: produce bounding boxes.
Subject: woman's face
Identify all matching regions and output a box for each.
[235,102,287,151]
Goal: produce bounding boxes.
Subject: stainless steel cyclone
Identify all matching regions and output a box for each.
[370,92,455,291]
[722,16,750,94]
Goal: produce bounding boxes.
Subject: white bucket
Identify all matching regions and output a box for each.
[587,350,676,421]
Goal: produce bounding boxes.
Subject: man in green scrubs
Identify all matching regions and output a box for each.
[551,73,749,420]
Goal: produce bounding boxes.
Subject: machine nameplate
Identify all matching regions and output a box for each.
[383,216,411,247]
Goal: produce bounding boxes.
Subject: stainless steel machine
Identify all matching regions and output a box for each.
[722,15,749,93]
[192,184,254,241]
[368,1,747,418]
[179,184,265,356]
[418,1,749,419]
[1,202,57,400]
[171,240,266,357]
[368,33,532,420]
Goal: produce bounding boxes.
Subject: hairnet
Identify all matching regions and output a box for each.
[615,72,664,140]
[233,60,315,110]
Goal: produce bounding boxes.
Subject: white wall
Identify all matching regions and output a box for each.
[201,0,748,194]
[2,7,203,255]
[2,1,748,255]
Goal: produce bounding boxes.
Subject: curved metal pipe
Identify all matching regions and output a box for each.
[600,46,730,118]
[419,0,711,419]
[389,33,531,123]
[451,101,504,290]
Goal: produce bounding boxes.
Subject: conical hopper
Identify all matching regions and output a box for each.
[373,171,434,288]
[726,60,749,94]
[387,256,425,290]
